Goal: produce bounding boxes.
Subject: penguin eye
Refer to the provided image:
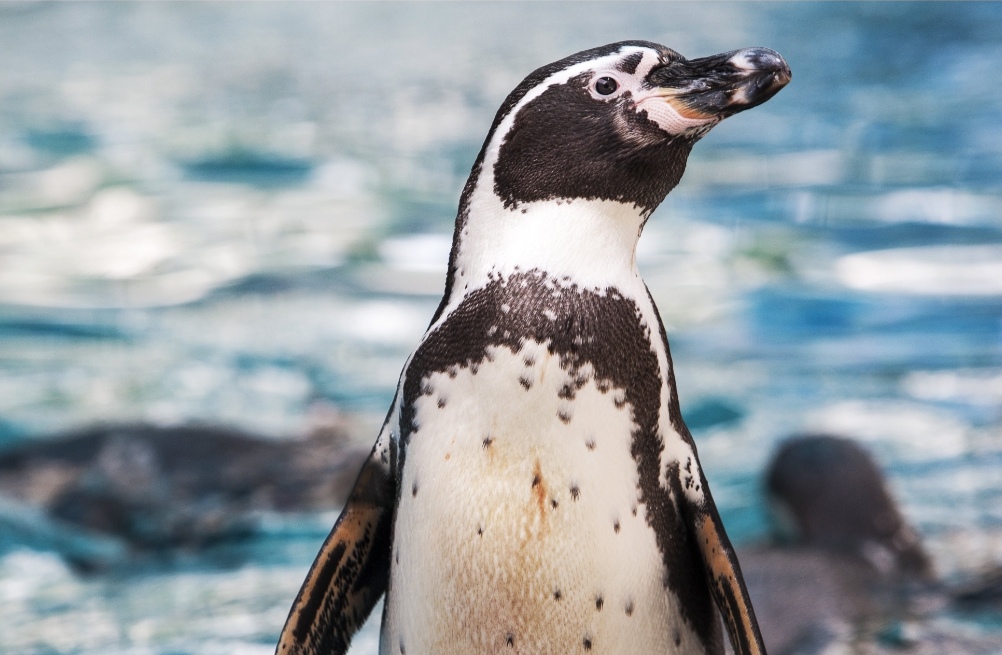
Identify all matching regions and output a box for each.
[594,77,619,96]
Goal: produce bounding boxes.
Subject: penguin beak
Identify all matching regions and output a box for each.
[647,47,791,121]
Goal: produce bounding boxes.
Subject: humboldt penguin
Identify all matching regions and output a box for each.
[277,40,790,655]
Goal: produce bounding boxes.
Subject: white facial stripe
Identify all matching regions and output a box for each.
[632,50,664,80]
[438,45,656,328]
[586,50,663,101]
[586,49,716,137]
[489,45,651,155]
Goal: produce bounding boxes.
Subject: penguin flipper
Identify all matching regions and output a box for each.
[688,487,766,655]
[276,441,395,655]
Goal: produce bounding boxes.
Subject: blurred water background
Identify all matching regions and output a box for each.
[0,2,1000,653]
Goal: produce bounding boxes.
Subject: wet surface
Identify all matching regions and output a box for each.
[0,2,1000,653]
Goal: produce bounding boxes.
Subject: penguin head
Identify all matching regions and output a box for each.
[437,42,789,316]
[479,41,791,216]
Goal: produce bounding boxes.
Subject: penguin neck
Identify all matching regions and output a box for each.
[442,179,649,313]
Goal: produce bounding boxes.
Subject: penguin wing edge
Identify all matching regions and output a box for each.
[690,494,766,655]
[276,446,395,655]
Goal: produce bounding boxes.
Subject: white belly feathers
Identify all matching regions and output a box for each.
[382,340,701,655]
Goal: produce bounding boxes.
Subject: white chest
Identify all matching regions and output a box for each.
[381,340,702,655]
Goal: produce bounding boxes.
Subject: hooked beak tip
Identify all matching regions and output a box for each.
[703,47,791,116]
[737,47,791,86]
[646,46,791,126]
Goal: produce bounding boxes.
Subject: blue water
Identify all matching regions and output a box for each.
[0,2,1000,653]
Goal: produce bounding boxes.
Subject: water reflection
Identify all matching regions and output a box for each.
[0,2,1000,653]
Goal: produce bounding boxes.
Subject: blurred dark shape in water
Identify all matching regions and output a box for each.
[766,433,932,579]
[182,151,314,187]
[0,316,125,341]
[952,566,1002,613]
[682,396,745,431]
[24,125,96,159]
[0,494,127,573]
[0,421,368,569]
[738,434,1000,655]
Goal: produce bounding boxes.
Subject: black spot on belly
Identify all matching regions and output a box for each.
[531,474,540,487]
[570,485,580,501]
[674,630,681,647]
[551,499,559,509]
[595,596,604,611]
[519,374,533,390]
[557,409,572,423]
[613,520,620,534]
[585,439,596,451]
[625,600,634,616]
[483,436,493,449]
[583,636,593,650]
[399,638,405,654]
[437,397,447,408]
[506,633,514,648]
[411,481,418,497]
[554,589,562,601]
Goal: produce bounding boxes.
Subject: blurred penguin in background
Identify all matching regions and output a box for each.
[766,434,932,580]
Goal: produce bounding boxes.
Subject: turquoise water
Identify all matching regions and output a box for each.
[0,2,1000,653]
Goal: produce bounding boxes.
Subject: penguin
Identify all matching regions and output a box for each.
[765,434,932,579]
[276,40,790,655]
